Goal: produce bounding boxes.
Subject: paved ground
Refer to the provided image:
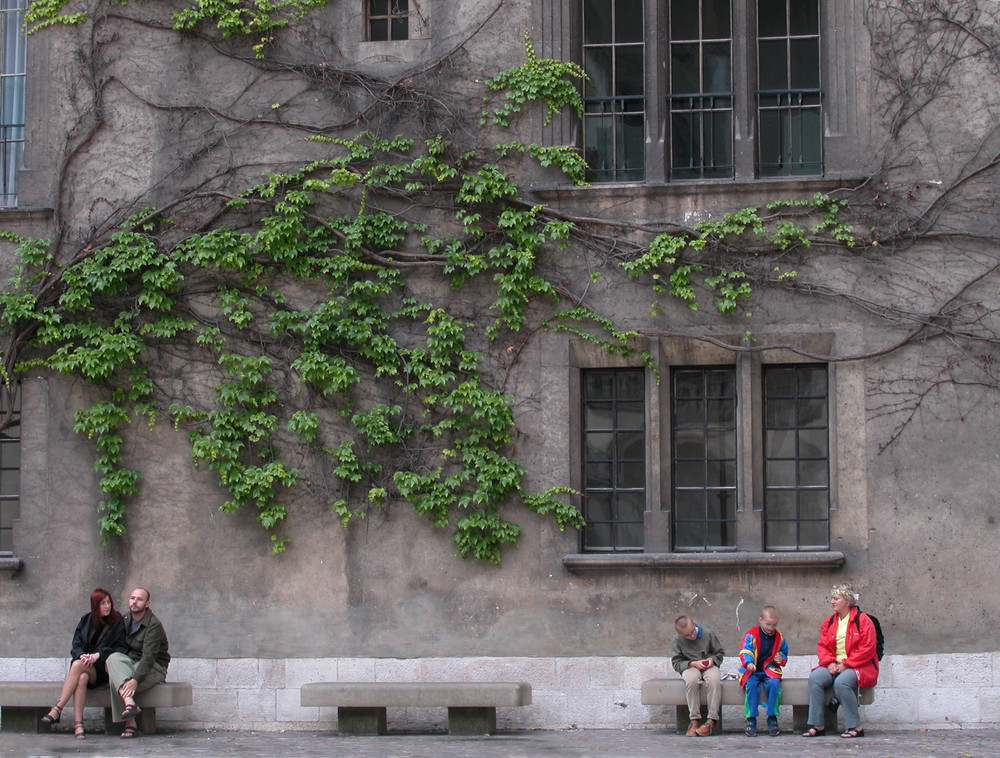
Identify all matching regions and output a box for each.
[3,727,1000,758]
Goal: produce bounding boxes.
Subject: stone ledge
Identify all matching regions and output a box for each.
[562,551,845,572]
[0,555,23,574]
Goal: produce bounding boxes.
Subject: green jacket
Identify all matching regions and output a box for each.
[122,609,171,684]
[670,625,725,675]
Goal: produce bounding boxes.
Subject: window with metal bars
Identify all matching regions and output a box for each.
[0,0,26,207]
[367,0,409,42]
[580,0,823,182]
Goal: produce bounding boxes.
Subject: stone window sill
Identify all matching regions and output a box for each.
[562,551,845,573]
[0,554,23,574]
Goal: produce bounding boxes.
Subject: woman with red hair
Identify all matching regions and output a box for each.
[40,588,127,739]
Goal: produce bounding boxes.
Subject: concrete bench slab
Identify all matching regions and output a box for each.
[0,681,192,734]
[301,681,532,735]
[641,678,874,733]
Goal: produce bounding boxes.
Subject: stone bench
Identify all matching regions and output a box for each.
[641,678,875,733]
[0,681,192,734]
[300,681,532,735]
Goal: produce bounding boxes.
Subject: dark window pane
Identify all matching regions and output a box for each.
[766,459,795,487]
[706,369,736,396]
[799,489,829,520]
[584,0,613,44]
[790,38,819,88]
[798,428,828,457]
[758,39,787,90]
[0,471,17,496]
[799,518,828,548]
[616,520,644,548]
[757,0,787,37]
[703,0,731,40]
[706,398,735,425]
[767,490,796,520]
[766,428,796,458]
[674,489,704,521]
[674,429,706,458]
[708,489,736,520]
[586,492,613,522]
[371,0,388,14]
[618,402,644,428]
[618,431,645,459]
[671,43,700,94]
[705,430,735,459]
[618,371,645,399]
[798,366,828,395]
[671,1,699,40]
[585,403,613,430]
[675,460,705,488]
[674,519,703,548]
[703,42,732,92]
[798,459,828,487]
[585,522,613,549]
[766,519,796,549]
[369,18,388,41]
[766,398,796,427]
[585,48,614,98]
[616,0,644,43]
[674,399,704,428]
[390,17,408,40]
[586,432,613,460]
[618,491,645,521]
[764,368,796,396]
[584,371,614,400]
[674,372,703,398]
[790,0,819,35]
[586,462,613,489]
[616,45,645,97]
[0,441,19,468]
[618,460,646,487]
[706,459,736,487]
[798,398,827,425]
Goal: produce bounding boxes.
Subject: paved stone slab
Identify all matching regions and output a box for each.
[2,728,999,758]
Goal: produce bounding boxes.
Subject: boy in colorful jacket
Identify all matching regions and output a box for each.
[738,605,788,736]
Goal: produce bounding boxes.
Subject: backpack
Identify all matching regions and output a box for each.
[855,610,885,661]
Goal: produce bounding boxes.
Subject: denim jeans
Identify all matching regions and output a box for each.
[744,670,782,718]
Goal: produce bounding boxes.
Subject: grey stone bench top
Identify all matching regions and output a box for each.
[0,681,192,708]
[301,681,532,708]
[641,677,874,705]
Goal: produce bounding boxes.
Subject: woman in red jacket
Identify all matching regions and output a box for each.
[801,583,879,739]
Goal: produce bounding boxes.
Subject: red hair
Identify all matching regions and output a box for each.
[90,588,121,630]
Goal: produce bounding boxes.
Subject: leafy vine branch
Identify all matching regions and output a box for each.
[6,0,1000,560]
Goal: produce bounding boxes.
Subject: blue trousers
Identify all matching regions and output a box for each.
[744,671,782,718]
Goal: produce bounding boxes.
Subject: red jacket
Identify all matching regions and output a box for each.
[814,606,879,688]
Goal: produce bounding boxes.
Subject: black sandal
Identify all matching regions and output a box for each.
[74,722,86,740]
[121,725,139,739]
[802,726,826,737]
[121,702,141,720]
[40,704,62,724]
[841,727,865,739]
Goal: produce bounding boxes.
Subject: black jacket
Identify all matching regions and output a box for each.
[69,612,127,685]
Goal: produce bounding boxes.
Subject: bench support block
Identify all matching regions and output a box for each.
[1,707,50,733]
[448,706,496,735]
[337,706,387,736]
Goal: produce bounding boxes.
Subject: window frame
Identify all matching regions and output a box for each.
[0,381,20,555]
[579,0,825,184]
[567,335,842,566]
[366,0,409,42]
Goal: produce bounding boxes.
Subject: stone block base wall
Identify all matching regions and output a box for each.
[2,654,997,732]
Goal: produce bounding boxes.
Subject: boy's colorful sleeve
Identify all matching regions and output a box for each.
[738,631,755,666]
[776,636,789,667]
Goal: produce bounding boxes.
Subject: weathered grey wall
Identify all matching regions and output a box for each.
[2,0,1000,674]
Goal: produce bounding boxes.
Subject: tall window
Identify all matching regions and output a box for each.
[581,369,645,551]
[367,0,409,41]
[0,0,26,207]
[0,384,19,553]
[582,0,645,182]
[581,0,823,182]
[763,365,829,548]
[671,367,737,549]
